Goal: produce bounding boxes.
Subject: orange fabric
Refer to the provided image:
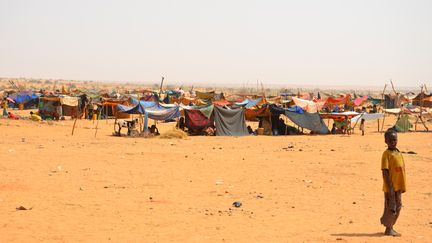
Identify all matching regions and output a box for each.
[245,107,270,121]
[213,99,231,106]
[325,95,351,105]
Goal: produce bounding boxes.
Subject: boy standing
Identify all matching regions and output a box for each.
[380,130,406,236]
[360,118,365,136]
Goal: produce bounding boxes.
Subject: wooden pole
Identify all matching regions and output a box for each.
[105,104,108,124]
[381,84,387,109]
[351,112,363,130]
[390,79,397,94]
[381,112,386,132]
[377,118,380,132]
[158,76,165,98]
[72,118,78,135]
[419,115,429,131]
[140,114,144,133]
[71,105,79,135]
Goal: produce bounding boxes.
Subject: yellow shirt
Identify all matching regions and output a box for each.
[381,149,406,193]
[31,114,42,121]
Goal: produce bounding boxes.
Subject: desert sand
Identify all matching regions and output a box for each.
[0,112,431,242]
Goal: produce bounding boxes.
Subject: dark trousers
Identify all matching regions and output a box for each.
[380,191,402,228]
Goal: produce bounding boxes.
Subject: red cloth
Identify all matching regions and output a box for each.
[184,109,213,130]
[325,95,351,105]
[8,112,19,120]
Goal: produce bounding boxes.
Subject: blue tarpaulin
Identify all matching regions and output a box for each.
[270,105,329,134]
[117,101,181,131]
[10,92,39,104]
[234,98,262,108]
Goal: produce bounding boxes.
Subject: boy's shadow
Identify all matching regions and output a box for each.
[331,232,384,238]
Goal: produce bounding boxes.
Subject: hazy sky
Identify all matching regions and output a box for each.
[1,0,431,87]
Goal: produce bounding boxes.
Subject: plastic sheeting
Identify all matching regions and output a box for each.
[234,98,263,108]
[213,106,249,136]
[351,113,384,123]
[10,92,39,104]
[292,97,323,113]
[270,105,329,134]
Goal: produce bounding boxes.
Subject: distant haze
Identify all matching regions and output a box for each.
[1,0,431,87]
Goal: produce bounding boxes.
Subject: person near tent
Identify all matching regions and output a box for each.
[2,98,8,117]
[343,115,351,135]
[372,104,378,113]
[8,112,19,120]
[360,118,365,136]
[30,111,42,121]
[150,125,160,136]
[176,117,186,131]
[247,125,255,135]
[380,130,406,237]
[331,123,337,134]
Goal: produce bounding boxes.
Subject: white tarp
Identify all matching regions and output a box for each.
[60,96,79,106]
[351,113,384,123]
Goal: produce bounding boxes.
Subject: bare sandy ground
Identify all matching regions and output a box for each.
[0,113,431,242]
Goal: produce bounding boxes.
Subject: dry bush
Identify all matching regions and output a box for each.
[159,128,188,139]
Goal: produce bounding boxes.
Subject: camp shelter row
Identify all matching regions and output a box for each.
[114,98,334,136]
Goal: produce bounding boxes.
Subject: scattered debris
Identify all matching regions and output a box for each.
[16,206,32,211]
[215,180,224,185]
[232,201,242,208]
[402,151,417,154]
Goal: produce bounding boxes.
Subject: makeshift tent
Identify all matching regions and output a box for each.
[245,106,271,121]
[320,112,359,121]
[213,106,249,136]
[384,94,409,108]
[184,109,214,134]
[233,98,263,108]
[292,97,323,113]
[39,95,80,119]
[393,114,412,132]
[9,91,39,109]
[196,91,215,100]
[351,113,384,123]
[181,104,214,119]
[325,95,350,106]
[117,101,180,131]
[213,99,231,107]
[352,96,369,107]
[412,92,432,107]
[270,105,329,134]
